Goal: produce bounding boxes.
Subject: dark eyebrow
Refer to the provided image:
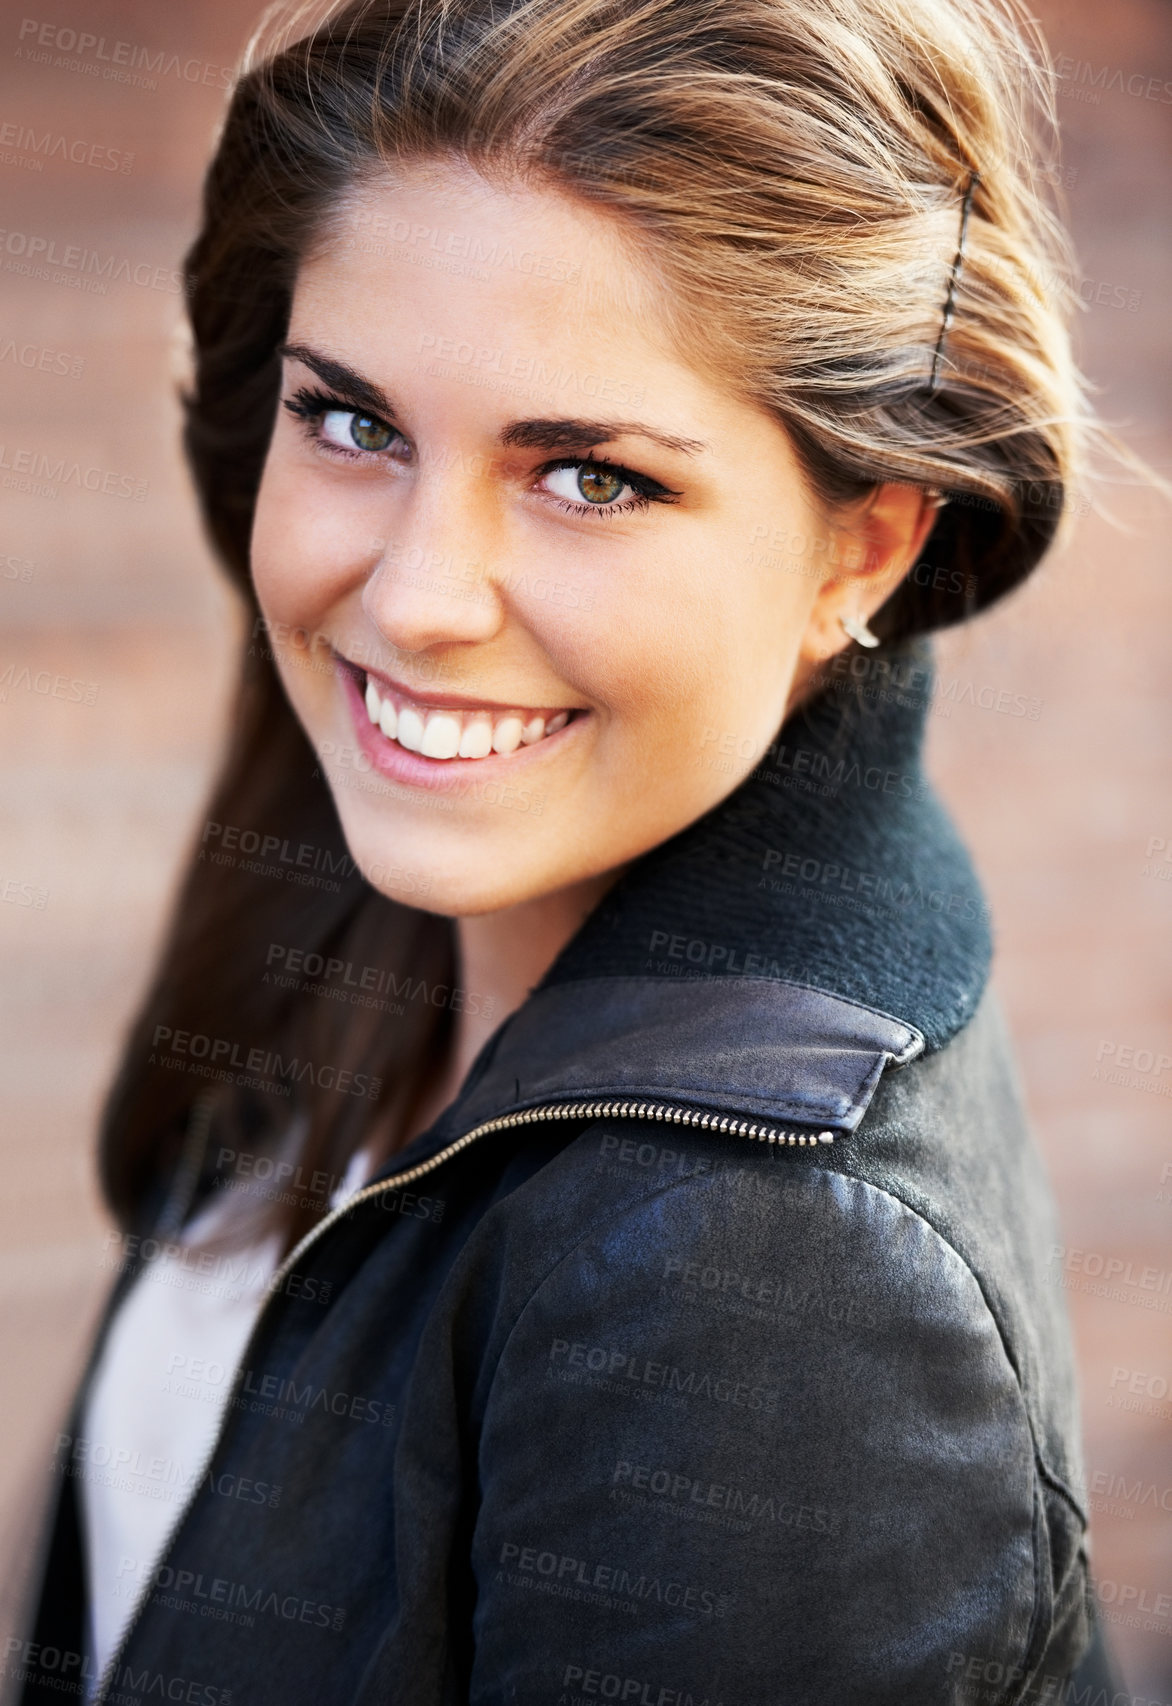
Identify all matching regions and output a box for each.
[279,344,708,456]
[500,418,706,456]
[278,344,396,421]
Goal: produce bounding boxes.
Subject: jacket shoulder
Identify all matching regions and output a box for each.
[464,1143,1089,1703]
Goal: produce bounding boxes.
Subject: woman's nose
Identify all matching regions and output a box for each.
[360,481,506,654]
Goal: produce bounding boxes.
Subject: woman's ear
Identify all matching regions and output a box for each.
[797,482,940,667]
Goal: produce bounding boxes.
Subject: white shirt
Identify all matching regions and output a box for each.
[79,1146,373,1689]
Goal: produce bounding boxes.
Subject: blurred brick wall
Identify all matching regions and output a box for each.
[0,0,1168,1689]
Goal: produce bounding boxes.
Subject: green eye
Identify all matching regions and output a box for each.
[577,465,626,505]
[351,414,395,453]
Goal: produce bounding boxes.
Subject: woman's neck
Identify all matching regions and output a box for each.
[400,868,625,1147]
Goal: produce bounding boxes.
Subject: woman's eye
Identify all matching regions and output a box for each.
[541,462,634,509]
[320,410,398,454]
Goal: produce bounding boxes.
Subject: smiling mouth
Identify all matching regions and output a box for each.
[351,664,579,761]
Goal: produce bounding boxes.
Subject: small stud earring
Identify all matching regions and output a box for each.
[924,487,950,511]
[840,614,880,649]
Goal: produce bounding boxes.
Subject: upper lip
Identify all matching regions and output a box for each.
[340,653,579,715]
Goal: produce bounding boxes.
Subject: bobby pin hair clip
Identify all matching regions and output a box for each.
[927,169,981,395]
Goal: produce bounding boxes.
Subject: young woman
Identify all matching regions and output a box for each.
[15,0,1123,1700]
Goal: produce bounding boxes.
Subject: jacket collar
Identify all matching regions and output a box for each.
[432,639,991,1144]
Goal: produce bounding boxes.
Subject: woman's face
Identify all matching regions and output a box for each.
[252,163,864,915]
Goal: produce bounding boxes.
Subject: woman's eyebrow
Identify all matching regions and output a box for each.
[279,346,707,456]
[500,418,707,455]
[278,343,396,419]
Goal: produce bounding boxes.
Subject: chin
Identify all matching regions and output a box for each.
[339,817,539,917]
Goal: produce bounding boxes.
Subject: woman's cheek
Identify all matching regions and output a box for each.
[538,551,707,723]
[501,575,620,710]
[253,437,371,608]
[252,458,313,622]
[248,479,340,725]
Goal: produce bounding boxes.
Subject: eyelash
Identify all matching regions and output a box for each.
[281,387,680,518]
[282,387,396,463]
[539,457,678,519]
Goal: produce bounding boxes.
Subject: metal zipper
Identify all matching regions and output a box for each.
[89,1095,832,1701]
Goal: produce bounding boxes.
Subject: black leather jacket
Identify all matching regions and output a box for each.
[15,646,1102,1705]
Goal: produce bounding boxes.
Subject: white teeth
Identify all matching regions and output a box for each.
[491,715,524,755]
[396,705,425,752]
[362,675,573,761]
[421,711,461,760]
[458,713,494,759]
